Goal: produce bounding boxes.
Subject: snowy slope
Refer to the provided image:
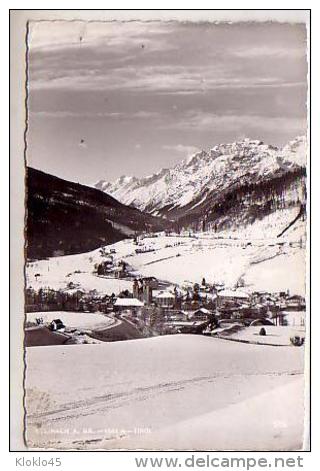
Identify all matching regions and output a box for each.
[26,212,306,297]
[26,311,114,330]
[121,375,304,451]
[96,136,307,222]
[25,335,304,450]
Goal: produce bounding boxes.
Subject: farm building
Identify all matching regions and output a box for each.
[189,307,212,321]
[153,290,175,308]
[165,310,189,322]
[285,295,306,311]
[217,289,250,308]
[113,297,144,314]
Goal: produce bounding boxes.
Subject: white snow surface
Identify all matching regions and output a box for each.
[25,335,305,450]
[27,248,134,295]
[27,311,114,330]
[26,211,306,297]
[222,325,305,346]
[122,375,305,451]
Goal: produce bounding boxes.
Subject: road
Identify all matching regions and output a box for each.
[25,314,142,346]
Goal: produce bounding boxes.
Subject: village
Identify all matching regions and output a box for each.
[24,236,307,448]
[25,235,306,347]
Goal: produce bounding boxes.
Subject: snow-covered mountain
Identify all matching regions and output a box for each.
[95,136,307,232]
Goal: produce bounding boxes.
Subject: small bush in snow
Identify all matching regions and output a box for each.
[290,335,305,347]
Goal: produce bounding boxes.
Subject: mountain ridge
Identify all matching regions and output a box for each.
[94,136,307,231]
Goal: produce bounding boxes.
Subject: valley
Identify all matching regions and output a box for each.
[24,135,307,451]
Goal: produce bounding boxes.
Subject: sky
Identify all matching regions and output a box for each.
[27,20,308,186]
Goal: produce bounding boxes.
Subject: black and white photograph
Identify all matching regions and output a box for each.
[11,10,310,451]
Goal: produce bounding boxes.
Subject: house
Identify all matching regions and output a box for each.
[95,258,114,275]
[110,266,124,279]
[237,303,267,319]
[135,245,155,254]
[217,289,250,308]
[285,295,306,311]
[110,261,129,279]
[197,291,217,307]
[113,297,144,314]
[49,319,65,332]
[153,290,175,308]
[177,320,209,334]
[165,310,188,322]
[189,307,212,321]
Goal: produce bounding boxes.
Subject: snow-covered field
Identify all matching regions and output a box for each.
[220,325,305,346]
[25,335,305,450]
[26,255,134,295]
[122,375,305,451]
[26,219,306,296]
[27,311,115,331]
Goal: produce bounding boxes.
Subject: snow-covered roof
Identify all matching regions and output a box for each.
[194,307,212,314]
[167,311,188,317]
[165,321,205,326]
[218,289,250,299]
[198,292,217,300]
[114,298,144,307]
[110,266,124,272]
[153,289,174,298]
[182,281,194,287]
[154,291,175,299]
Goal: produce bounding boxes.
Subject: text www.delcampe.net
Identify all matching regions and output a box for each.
[134,455,304,470]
